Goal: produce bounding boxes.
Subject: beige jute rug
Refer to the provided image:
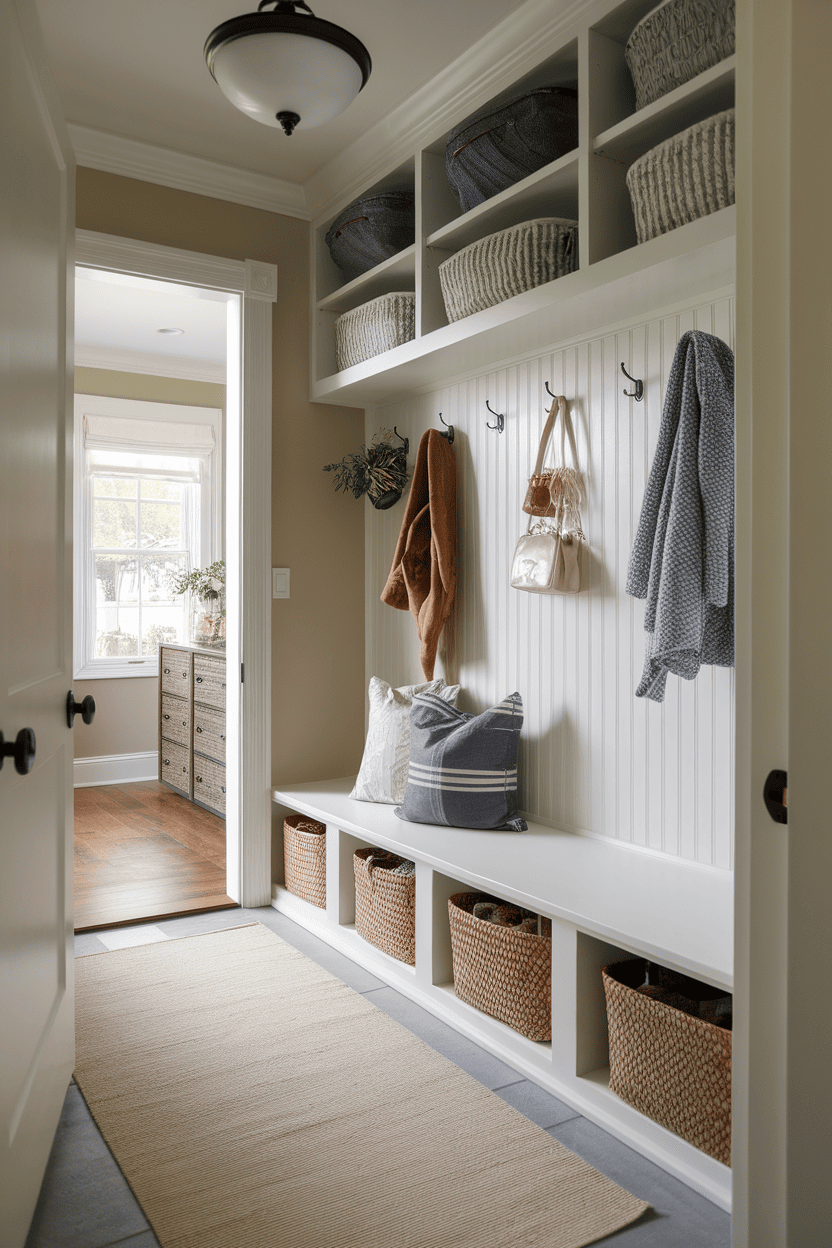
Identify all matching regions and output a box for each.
[75,923,649,1248]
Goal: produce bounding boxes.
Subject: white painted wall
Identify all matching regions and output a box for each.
[367,293,735,870]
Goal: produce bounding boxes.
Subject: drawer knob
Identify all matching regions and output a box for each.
[196,774,202,783]
[163,667,170,674]
[182,766,187,774]
[196,726,202,733]
[221,786,226,794]
[163,758,169,765]
[196,676,203,683]
[182,719,187,726]
[220,734,226,741]
[163,714,170,720]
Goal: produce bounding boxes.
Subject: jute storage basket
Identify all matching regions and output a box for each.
[438,218,578,324]
[353,848,415,966]
[603,960,732,1165]
[626,108,735,244]
[625,0,735,112]
[448,892,552,1042]
[335,292,415,371]
[283,814,326,909]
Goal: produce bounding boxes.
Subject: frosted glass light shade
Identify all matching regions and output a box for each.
[211,31,364,129]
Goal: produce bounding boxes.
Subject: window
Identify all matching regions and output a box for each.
[74,397,222,679]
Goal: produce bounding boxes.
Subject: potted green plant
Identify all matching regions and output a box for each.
[170,560,226,649]
[323,428,409,510]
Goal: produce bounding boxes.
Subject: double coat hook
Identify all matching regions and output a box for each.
[485,400,504,433]
[621,363,644,401]
[437,413,454,444]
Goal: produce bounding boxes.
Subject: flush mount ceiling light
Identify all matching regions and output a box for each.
[205,0,372,136]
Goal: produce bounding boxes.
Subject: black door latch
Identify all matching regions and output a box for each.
[764,769,788,824]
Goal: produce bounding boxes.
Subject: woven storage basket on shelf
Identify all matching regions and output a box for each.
[625,0,735,112]
[283,814,326,909]
[603,960,732,1165]
[335,292,415,371]
[448,892,552,1042]
[438,218,578,324]
[353,848,415,966]
[325,193,415,282]
[445,86,579,213]
[626,108,734,244]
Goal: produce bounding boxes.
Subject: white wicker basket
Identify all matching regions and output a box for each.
[626,109,735,245]
[438,218,578,324]
[625,0,735,112]
[335,292,415,371]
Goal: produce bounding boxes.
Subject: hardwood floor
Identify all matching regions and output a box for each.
[74,780,238,932]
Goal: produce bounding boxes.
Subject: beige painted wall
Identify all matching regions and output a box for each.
[73,367,225,760]
[76,170,366,784]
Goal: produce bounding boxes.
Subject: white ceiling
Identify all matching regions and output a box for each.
[76,272,228,363]
[35,0,530,187]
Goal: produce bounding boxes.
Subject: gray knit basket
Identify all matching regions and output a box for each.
[626,109,734,245]
[625,0,735,112]
[438,218,578,324]
[335,292,415,372]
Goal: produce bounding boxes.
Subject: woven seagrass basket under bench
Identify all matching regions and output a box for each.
[603,960,732,1166]
[448,892,552,1042]
[353,847,415,966]
[283,814,326,910]
[438,218,578,324]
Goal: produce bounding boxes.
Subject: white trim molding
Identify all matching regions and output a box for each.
[75,344,226,384]
[74,231,275,908]
[69,123,310,220]
[73,751,158,788]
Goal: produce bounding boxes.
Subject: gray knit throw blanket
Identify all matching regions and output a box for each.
[626,330,735,702]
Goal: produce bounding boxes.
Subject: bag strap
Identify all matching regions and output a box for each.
[531,396,580,475]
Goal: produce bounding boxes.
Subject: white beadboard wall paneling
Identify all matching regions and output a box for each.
[367,296,736,870]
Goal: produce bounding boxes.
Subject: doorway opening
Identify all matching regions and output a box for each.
[72,267,241,931]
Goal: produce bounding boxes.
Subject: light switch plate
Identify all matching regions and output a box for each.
[272,568,290,599]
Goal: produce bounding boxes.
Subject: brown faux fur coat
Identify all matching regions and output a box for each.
[380,429,457,680]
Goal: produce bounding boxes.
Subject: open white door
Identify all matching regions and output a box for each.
[734,0,832,1242]
[0,2,75,1243]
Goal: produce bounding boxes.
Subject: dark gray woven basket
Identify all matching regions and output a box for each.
[326,193,415,283]
[625,0,735,112]
[446,87,578,214]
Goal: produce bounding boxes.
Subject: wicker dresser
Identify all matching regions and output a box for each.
[158,643,226,818]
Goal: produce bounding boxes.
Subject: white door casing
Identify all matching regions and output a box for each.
[0,2,75,1243]
[73,233,276,910]
[734,0,832,1243]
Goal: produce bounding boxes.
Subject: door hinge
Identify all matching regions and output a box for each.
[764,769,788,824]
[240,662,244,684]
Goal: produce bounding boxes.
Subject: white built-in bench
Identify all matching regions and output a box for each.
[271,777,733,1210]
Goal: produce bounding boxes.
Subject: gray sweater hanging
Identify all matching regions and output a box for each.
[626,329,735,702]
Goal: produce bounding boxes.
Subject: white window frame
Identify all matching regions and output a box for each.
[73,393,223,679]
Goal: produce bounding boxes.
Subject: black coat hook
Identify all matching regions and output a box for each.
[544,382,558,399]
[621,363,644,401]
[485,400,504,433]
[392,426,409,456]
[438,413,454,444]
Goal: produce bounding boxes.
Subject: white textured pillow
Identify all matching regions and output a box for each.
[351,677,461,804]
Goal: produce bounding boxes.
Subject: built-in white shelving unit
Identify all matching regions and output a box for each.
[310,0,736,407]
[298,0,738,1215]
[272,779,733,1210]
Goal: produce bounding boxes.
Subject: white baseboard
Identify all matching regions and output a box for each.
[73,751,159,788]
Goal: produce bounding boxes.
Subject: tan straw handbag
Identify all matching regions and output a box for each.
[522,395,583,523]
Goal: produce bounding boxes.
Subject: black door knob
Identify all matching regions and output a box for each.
[67,691,96,728]
[0,728,37,775]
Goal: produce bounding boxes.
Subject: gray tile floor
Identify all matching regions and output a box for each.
[26,906,731,1248]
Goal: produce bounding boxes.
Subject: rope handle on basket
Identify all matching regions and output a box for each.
[451,119,514,158]
[334,215,368,239]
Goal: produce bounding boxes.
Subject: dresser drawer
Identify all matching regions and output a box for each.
[193,703,225,762]
[193,654,226,710]
[160,739,190,794]
[160,648,191,698]
[193,752,226,816]
[161,694,190,748]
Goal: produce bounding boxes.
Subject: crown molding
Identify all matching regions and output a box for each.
[302,0,595,222]
[69,123,310,220]
[75,344,226,384]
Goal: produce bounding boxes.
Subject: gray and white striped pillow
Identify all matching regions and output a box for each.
[395,692,527,831]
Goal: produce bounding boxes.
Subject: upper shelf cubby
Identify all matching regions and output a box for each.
[309,0,737,404]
